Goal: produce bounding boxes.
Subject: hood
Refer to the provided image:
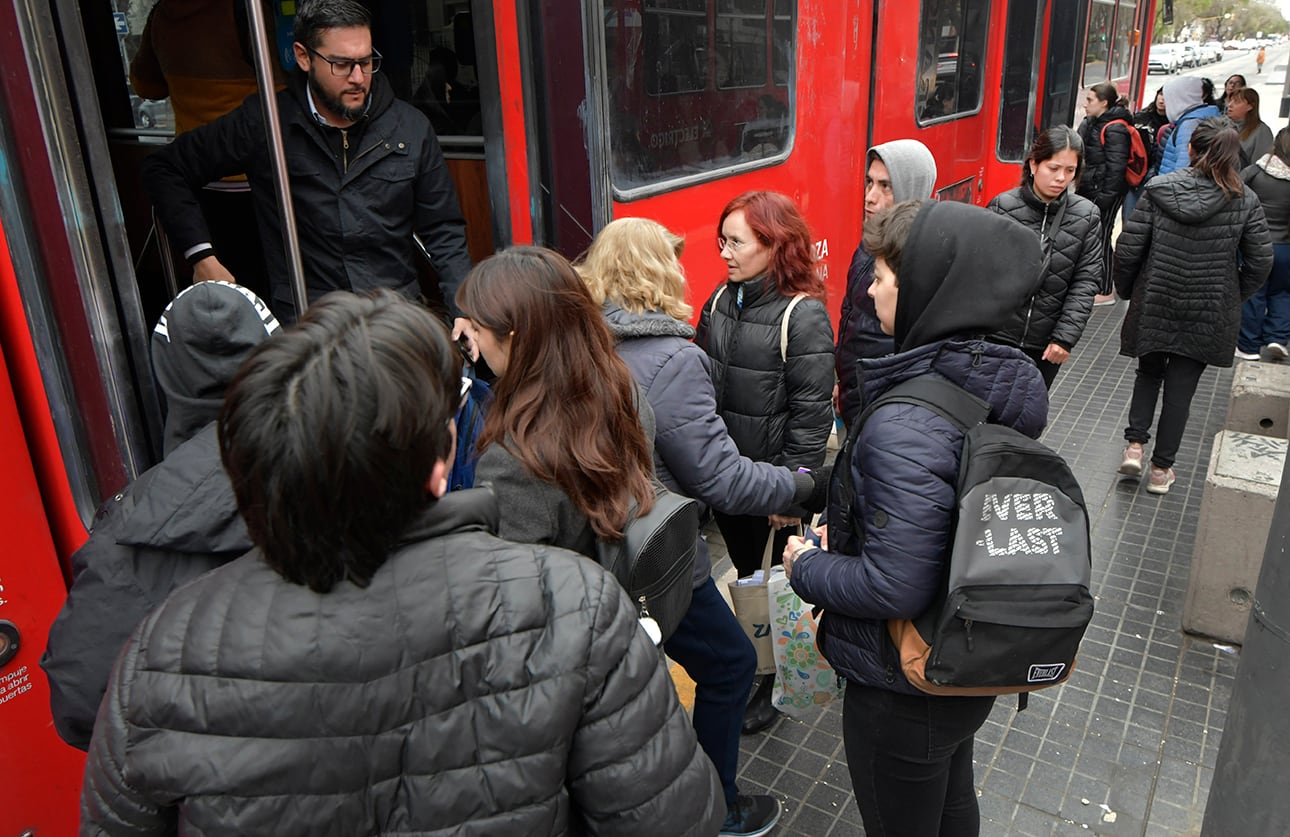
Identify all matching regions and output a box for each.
[1148,169,1238,224]
[893,201,1043,353]
[1256,153,1290,181]
[868,139,938,203]
[602,304,695,341]
[152,281,280,456]
[116,423,252,554]
[1163,77,1206,122]
[860,339,1048,438]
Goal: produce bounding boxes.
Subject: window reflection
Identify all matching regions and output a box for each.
[916,0,990,124]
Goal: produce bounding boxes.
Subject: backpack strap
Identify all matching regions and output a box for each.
[780,293,807,363]
[709,285,728,320]
[855,374,991,433]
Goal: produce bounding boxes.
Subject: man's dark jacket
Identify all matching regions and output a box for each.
[987,187,1102,351]
[1078,105,1134,213]
[80,489,725,835]
[141,72,472,316]
[40,423,249,750]
[694,277,834,469]
[1115,167,1273,367]
[836,245,895,427]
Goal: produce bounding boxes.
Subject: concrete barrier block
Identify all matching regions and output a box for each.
[1184,431,1286,644]
[1226,362,1290,439]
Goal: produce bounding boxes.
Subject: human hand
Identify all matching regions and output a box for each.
[192,256,236,285]
[452,317,478,361]
[768,513,799,530]
[1042,343,1070,364]
[814,524,829,551]
[782,535,814,579]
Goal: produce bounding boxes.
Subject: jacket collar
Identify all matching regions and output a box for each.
[603,303,695,341]
[396,487,500,546]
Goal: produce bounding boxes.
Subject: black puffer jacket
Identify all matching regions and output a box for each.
[80,489,724,836]
[987,187,1103,351]
[142,71,472,317]
[1078,106,1134,213]
[40,423,248,751]
[1116,168,1273,367]
[695,277,835,468]
[1243,153,1290,244]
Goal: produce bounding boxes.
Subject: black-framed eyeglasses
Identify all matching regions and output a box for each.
[308,46,382,77]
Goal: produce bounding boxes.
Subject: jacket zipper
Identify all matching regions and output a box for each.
[340,128,349,173]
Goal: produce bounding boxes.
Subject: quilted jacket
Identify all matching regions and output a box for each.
[1078,106,1134,213]
[1115,167,1273,367]
[788,339,1048,694]
[1158,104,1221,177]
[695,276,834,469]
[80,489,724,836]
[603,305,813,586]
[987,187,1103,351]
[835,245,895,427]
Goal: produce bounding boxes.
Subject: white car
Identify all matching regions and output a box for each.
[1148,44,1180,74]
[1203,41,1224,63]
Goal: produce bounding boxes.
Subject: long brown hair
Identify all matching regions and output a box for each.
[456,247,655,540]
[717,191,825,301]
[1189,116,1244,200]
[1227,87,1262,141]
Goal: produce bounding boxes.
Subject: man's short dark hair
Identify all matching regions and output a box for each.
[293,0,372,51]
[219,291,458,593]
[863,200,923,280]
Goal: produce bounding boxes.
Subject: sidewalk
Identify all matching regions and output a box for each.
[706,301,1241,836]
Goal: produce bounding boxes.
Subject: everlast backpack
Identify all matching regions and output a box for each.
[839,374,1093,710]
[1101,119,1150,187]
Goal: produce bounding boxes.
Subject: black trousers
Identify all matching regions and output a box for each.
[712,511,799,578]
[843,684,996,837]
[1021,346,1062,389]
[1096,198,1122,295]
[1124,352,1207,469]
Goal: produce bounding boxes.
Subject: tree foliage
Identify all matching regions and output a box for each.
[1154,0,1288,42]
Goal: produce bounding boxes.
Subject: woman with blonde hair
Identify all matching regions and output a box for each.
[576,217,823,829]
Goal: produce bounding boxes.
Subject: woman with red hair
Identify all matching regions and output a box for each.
[696,191,835,733]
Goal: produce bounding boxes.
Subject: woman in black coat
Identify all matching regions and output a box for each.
[988,126,1103,387]
[695,190,835,581]
[1078,81,1134,294]
[1115,117,1273,494]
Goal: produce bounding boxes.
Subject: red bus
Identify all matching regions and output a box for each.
[0,0,1153,827]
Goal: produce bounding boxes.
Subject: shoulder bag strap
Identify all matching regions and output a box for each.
[780,293,808,363]
[709,285,727,319]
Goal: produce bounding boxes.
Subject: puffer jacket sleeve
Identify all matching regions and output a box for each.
[568,568,724,836]
[1049,208,1102,349]
[1114,187,1155,300]
[1238,195,1274,300]
[789,402,958,619]
[80,624,172,834]
[649,344,801,515]
[1097,122,1132,210]
[777,298,835,469]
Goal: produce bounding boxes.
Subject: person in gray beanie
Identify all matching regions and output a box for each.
[40,280,279,749]
[835,139,937,430]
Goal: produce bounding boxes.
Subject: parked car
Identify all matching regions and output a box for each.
[1148,44,1181,74]
[1179,42,1200,67]
[1203,41,1224,63]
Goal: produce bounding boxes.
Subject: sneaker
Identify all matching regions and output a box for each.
[1235,349,1261,361]
[1146,466,1176,495]
[1118,443,1145,477]
[1262,343,1289,362]
[720,795,782,837]
[1093,293,1117,306]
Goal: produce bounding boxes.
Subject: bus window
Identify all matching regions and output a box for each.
[1108,0,1138,81]
[1082,0,1115,87]
[997,0,1042,162]
[114,0,176,133]
[916,0,989,125]
[1040,1,1086,129]
[604,1,797,199]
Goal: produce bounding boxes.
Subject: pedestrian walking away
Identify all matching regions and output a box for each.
[1238,126,1290,363]
[1077,82,1133,298]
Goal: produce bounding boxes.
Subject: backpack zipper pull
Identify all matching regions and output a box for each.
[964,618,975,652]
[970,345,983,368]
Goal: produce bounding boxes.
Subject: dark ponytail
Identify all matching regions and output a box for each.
[1091,81,1128,110]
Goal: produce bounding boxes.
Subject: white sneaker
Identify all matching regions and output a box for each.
[1118,443,1145,477]
[1262,343,1289,362]
[1235,349,1261,361]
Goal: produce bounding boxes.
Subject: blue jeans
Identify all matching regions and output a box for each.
[663,577,757,809]
[1239,242,1290,351]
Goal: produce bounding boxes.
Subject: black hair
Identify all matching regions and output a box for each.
[1021,125,1084,189]
[292,0,371,51]
[1274,126,1290,168]
[1189,116,1244,200]
[219,291,459,593]
[1090,81,1128,109]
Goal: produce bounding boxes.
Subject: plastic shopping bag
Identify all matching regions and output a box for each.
[768,567,845,718]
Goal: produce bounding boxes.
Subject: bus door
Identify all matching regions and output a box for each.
[1038,0,1092,130]
[869,0,998,205]
[571,0,870,315]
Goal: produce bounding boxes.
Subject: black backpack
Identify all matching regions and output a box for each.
[835,374,1093,708]
[596,485,699,644]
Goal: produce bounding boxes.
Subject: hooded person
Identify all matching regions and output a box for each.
[1158,76,1221,177]
[836,139,937,429]
[781,200,1050,835]
[40,280,279,750]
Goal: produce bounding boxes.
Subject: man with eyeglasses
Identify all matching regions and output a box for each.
[143,0,475,350]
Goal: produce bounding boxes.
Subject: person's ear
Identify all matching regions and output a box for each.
[293,42,310,73]
[425,458,451,499]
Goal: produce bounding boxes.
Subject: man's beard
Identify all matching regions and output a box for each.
[308,69,368,123]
